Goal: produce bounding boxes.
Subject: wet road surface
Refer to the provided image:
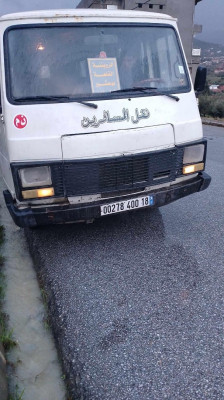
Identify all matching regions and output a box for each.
[26,125,224,400]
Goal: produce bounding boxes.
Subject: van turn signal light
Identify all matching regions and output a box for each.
[183,162,204,175]
[22,187,55,199]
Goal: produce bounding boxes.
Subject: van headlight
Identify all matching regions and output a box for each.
[182,143,205,175]
[183,144,205,164]
[19,166,52,188]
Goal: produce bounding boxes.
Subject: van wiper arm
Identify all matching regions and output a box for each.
[14,96,98,109]
[112,87,180,102]
[136,87,180,102]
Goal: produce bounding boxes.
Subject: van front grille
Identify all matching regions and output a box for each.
[61,149,180,197]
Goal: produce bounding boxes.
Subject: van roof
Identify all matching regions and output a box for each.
[0,8,176,23]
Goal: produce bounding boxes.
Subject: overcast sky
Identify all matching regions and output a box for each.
[194,0,224,44]
[0,0,223,45]
[0,0,80,15]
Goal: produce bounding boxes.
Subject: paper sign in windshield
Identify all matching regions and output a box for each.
[88,58,120,93]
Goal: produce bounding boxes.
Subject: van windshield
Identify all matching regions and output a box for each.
[6,24,190,102]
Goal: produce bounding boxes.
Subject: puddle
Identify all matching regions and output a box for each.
[0,178,66,400]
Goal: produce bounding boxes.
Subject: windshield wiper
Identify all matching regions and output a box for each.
[14,96,98,109]
[111,87,157,93]
[111,87,180,102]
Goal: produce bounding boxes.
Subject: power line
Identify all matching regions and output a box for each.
[132,0,151,10]
[88,0,106,8]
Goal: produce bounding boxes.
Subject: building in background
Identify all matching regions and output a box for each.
[77,0,203,81]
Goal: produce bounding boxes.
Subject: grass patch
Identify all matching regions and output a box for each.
[0,225,5,299]
[8,384,25,400]
[0,226,5,301]
[0,226,17,351]
[0,322,17,351]
[0,224,5,245]
[40,287,51,331]
[0,225,24,400]
[0,268,5,301]
[40,287,48,307]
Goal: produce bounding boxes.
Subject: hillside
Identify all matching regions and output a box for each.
[193,38,224,57]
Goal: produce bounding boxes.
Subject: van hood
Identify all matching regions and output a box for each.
[61,123,175,160]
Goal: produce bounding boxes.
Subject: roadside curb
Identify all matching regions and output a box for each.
[0,341,8,400]
[0,234,8,400]
[202,118,224,128]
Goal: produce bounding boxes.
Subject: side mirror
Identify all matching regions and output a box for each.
[194,66,207,94]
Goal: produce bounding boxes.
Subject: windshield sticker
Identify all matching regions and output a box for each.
[88,58,120,93]
[99,51,107,58]
[14,114,27,129]
[178,65,185,74]
[81,108,150,129]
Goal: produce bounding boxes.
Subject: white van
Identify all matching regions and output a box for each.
[0,9,210,227]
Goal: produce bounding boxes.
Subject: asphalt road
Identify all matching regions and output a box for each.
[26,125,224,400]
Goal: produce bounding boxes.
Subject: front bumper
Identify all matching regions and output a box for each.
[4,172,211,228]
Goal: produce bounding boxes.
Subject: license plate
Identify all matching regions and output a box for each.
[101,195,154,216]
